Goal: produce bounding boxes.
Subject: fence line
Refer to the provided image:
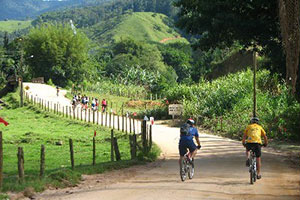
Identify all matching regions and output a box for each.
[0,91,154,189]
[24,92,142,135]
[0,123,153,189]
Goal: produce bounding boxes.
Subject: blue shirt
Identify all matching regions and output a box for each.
[180,127,199,142]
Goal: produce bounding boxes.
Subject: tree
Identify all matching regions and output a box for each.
[24,23,90,87]
[158,42,193,82]
[3,32,9,50]
[104,38,177,92]
[174,0,300,94]
[278,0,300,94]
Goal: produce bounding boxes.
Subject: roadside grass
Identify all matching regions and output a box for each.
[0,92,160,193]
[0,20,31,33]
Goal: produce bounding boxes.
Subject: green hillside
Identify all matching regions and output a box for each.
[0,20,32,33]
[86,12,188,46]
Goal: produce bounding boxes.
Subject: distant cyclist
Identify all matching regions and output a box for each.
[56,86,60,97]
[242,117,268,179]
[179,119,201,165]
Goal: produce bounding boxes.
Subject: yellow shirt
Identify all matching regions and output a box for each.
[244,123,266,144]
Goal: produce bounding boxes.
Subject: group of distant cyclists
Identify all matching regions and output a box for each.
[179,116,268,180]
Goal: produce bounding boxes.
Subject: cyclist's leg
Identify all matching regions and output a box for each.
[254,144,262,177]
[256,157,261,175]
[187,140,197,159]
[245,143,252,166]
[178,141,187,165]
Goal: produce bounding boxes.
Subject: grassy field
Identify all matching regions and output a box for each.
[0,20,31,33]
[0,91,159,193]
[88,12,189,46]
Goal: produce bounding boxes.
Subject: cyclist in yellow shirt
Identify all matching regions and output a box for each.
[242,117,268,179]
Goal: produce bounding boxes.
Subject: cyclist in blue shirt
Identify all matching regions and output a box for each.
[179,119,201,164]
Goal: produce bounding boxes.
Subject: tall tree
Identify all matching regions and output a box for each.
[3,32,9,50]
[278,0,300,94]
[174,0,300,94]
[24,23,90,86]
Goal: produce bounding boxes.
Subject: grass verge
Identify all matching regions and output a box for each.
[0,91,160,195]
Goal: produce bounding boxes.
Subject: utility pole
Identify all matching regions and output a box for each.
[253,51,257,117]
[19,47,24,107]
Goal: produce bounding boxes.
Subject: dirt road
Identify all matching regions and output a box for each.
[36,124,300,200]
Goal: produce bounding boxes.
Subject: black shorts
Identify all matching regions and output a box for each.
[179,140,197,157]
[245,143,261,157]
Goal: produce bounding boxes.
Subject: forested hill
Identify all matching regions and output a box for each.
[32,0,177,28]
[0,0,111,20]
[85,12,188,46]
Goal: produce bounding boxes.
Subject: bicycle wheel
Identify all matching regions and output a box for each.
[188,159,194,179]
[180,159,187,182]
[253,163,257,182]
[250,169,254,184]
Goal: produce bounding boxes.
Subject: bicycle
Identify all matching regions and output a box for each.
[180,153,194,181]
[248,149,257,184]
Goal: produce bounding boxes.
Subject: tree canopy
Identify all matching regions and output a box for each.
[24,23,90,87]
[175,0,300,95]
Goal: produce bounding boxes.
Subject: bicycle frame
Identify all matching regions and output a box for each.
[180,153,194,181]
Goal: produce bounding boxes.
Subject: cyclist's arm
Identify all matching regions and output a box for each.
[263,134,268,146]
[195,136,201,147]
[242,131,247,145]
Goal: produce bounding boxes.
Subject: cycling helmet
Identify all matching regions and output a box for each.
[250,117,259,124]
[186,118,195,125]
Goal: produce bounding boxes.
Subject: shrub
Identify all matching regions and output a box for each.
[165,69,300,141]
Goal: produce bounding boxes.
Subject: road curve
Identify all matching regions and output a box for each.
[36,124,300,200]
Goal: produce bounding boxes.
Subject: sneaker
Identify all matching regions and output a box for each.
[246,159,250,167]
[257,175,262,179]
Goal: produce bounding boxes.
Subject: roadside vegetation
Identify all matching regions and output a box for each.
[165,69,300,142]
[0,91,160,193]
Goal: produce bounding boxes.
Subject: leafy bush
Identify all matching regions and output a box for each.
[136,105,170,120]
[165,69,300,141]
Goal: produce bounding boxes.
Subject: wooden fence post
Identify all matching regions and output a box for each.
[81,108,83,121]
[0,131,3,189]
[93,110,95,124]
[113,137,121,161]
[93,137,96,165]
[117,115,120,130]
[17,147,24,183]
[85,109,87,122]
[149,125,152,150]
[76,107,79,120]
[97,111,99,124]
[40,145,45,178]
[109,112,112,128]
[133,119,136,134]
[105,112,108,127]
[129,117,132,134]
[101,112,104,126]
[111,129,114,162]
[113,113,115,129]
[129,135,137,160]
[122,104,124,132]
[72,107,75,119]
[88,109,91,122]
[142,120,147,153]
[69,139,74,170]
[220,116,223,131]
